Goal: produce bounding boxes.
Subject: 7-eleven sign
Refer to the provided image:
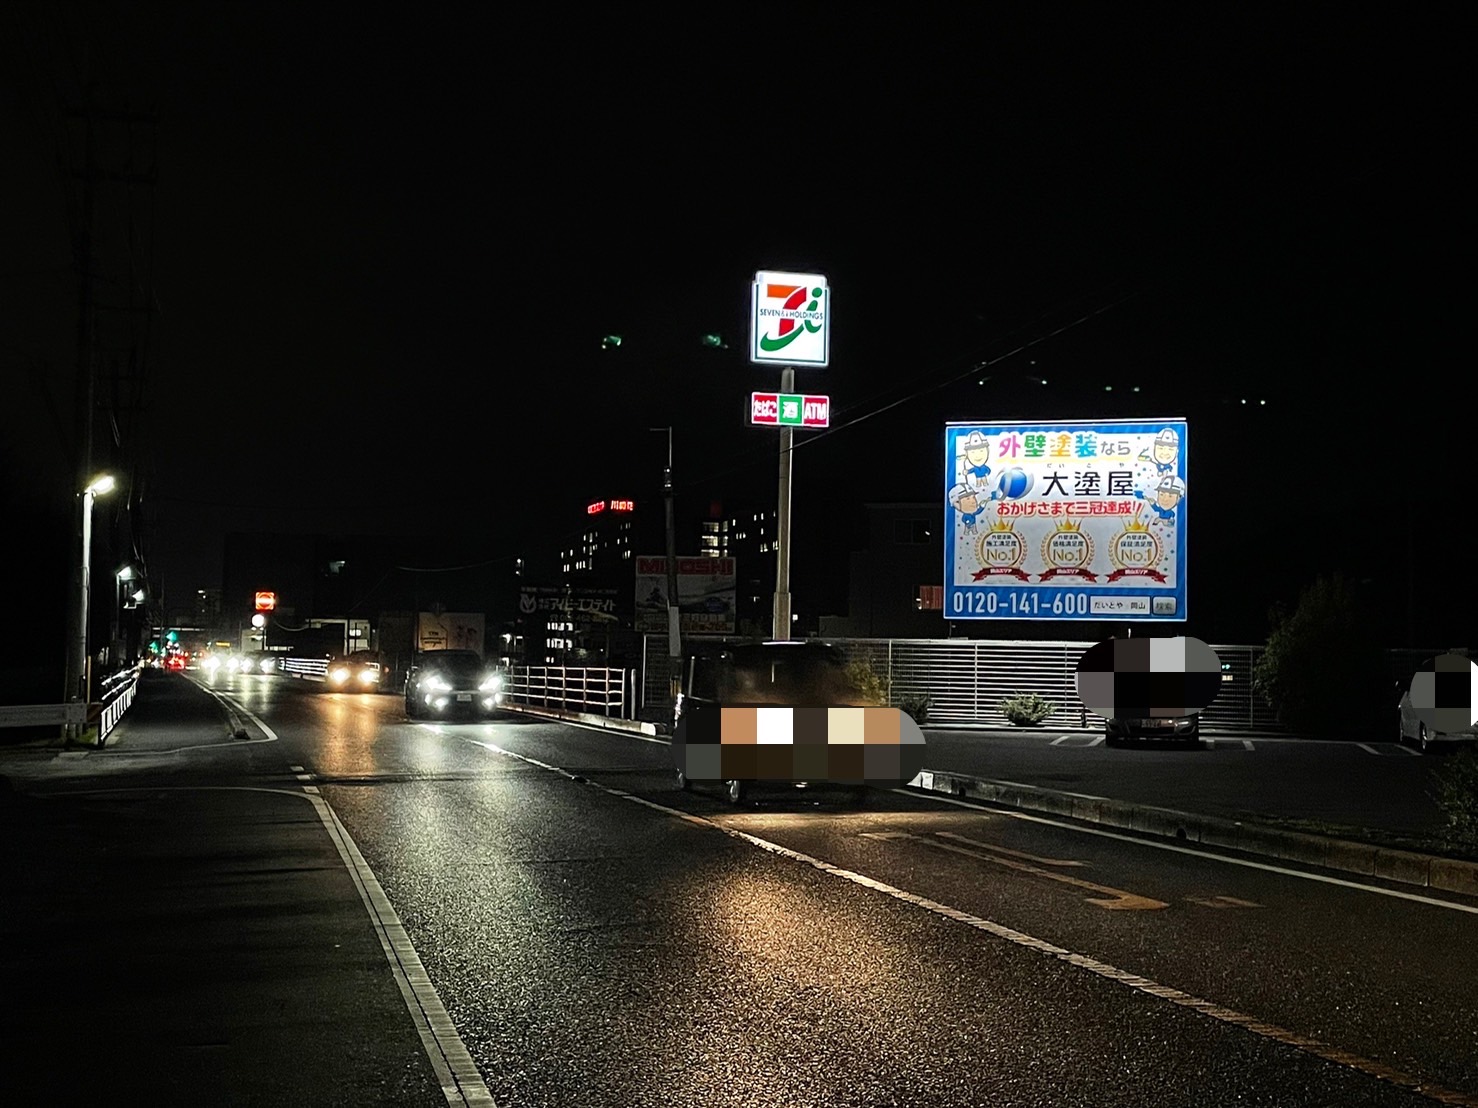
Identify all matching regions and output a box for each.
[750,270,829,366]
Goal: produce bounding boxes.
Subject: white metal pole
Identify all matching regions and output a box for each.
[69,488,94,743]
[772,366,795,640]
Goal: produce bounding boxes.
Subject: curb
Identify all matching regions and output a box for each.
[501,703,657,737]
[915,770,1478,899]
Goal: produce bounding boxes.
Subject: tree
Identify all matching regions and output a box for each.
[1252,573,1390,739]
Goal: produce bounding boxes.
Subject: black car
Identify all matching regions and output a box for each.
[404,650,506,720]
[1104,713,1201,747]
[673,640,877,804]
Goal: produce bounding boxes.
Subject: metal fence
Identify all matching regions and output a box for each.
[97,666,141,743]
[281,655,330,678]
[506,666,630,718]
[639,635,1460,733]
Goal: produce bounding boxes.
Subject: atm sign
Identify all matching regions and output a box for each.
[751,393,829,428]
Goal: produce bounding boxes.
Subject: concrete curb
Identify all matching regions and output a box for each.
[501,703,658,737]
[915,770,1478,899]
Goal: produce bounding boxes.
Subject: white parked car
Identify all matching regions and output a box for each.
[1395,672,1478,754]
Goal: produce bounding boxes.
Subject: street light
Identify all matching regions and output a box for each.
[65,473,117,743]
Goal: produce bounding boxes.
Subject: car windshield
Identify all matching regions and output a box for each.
[690,644,861,704]
[424,654,484,678]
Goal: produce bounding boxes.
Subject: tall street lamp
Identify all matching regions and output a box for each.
[64,473,116,743]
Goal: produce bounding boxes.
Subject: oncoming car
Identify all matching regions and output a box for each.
[326,650,386,693]
[404,650,506,720]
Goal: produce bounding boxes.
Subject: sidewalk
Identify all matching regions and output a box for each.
[0,672,483,1106]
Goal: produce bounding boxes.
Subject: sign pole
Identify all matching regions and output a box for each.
[772,366,795,640]
[659,428,683,700]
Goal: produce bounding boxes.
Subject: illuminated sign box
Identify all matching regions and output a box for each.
[254,591,278,612]
[943,419,1189,623]
[588,500,635,514]
[750,270,830,367]
[751,393,829,428]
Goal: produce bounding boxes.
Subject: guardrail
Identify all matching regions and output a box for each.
[506,666,630,718]
[0,664,142,740]
[97,666,142,743]
[282,655,330,679]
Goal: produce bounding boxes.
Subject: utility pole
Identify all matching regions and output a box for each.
[651,428,683,701]
[772,367,795,640]
[62,91,98,735]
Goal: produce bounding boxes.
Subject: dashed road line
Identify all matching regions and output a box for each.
[464,739,1477,1107]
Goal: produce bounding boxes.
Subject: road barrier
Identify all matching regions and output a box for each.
[97,665,142,744]
[505,666,631,719]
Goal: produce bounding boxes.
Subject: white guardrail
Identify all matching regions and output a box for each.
[97,666,142,743]
[0,664,142,742]
[281,655,330,678]
[505,666,630,719]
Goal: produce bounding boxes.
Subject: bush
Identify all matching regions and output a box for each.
[844,659,888,705]
[1252,573,1390,739]
[1432,749,1478,854]
[1001,692,1054,726]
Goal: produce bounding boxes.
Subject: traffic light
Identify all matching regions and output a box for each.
[601,335,622,349]
[701,333,728,349]
[167,630,178,643]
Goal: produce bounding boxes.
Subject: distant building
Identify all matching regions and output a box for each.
[818,503,945,639]
[695,500,776,637]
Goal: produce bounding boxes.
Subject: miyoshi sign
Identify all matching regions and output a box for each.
[750,270,829,366]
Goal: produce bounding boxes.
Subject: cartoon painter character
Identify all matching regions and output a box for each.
[959,430,993,491]
[950,484,989,533]
[1135,474,1185,521]
[1138,427,1180,475]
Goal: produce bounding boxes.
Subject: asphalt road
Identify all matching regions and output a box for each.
[4,669,1476,1107]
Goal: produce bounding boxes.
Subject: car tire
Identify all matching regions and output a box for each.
[1418,724,1431,754]
[1104,732,1121,748]
[725,779,747,805]
[405,696,420,720]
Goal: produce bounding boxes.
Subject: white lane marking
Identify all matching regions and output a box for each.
[1050,735,1072,746]
[1357,742,1381,755]
[933,831,1087,868]
[472,721,1478,915]
[463,744,1476,1107]
[1243,740,1255,751]
[28,786,496,1107]
[901,789,1478,916]
[307,791,498,1107]
[1394,745,1421,756]
[1205,738,1216,749]
[290,765,305,772]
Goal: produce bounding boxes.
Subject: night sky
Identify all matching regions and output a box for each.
[3,6,1471,666]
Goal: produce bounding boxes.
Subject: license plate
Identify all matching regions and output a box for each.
[456,693,473,702]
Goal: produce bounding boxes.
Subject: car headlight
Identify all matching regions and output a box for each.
[358,669,378,684]
[260,657,275,674]
[203,656,220,671]
[329,667,349,684]
[425,676,451,692]
[480,674,503,692]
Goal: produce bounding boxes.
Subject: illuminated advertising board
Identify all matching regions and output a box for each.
[943,420,1188,622]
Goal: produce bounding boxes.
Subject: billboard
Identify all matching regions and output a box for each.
[635,557,737,634]
[944,420,1188,622]
[750,271,829,366]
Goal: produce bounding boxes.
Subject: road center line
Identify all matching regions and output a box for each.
[468,741,1476,1107]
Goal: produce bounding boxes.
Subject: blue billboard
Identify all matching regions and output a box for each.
[944,419,1188,622]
